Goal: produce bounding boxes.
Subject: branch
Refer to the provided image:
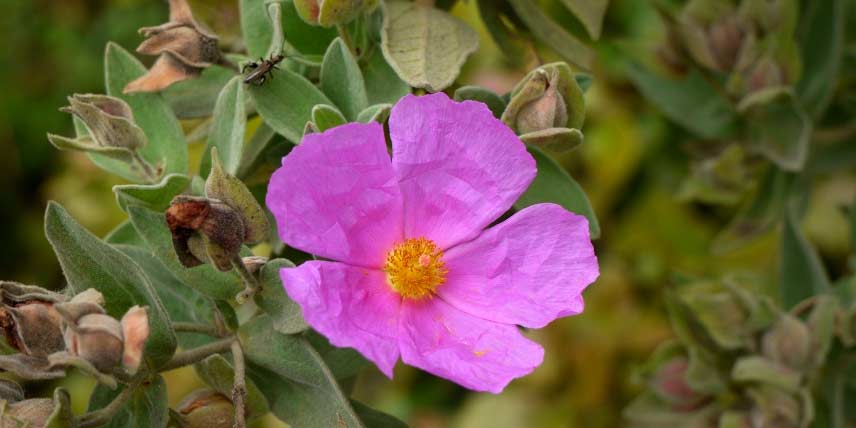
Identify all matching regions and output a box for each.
[231,341,247,428]
[77,373,146,428]
[173,322,222,337]
[159,337,236,371]
[232,255,260,304]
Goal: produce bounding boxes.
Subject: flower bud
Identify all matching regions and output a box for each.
[650,357,708,411]
[125,0,222,93]
[166,196,247,271]
[707,16,744,71]
[502,63,584,136]
[0,282,67,357]
[64,313,125,372]
[747,386,807,428]
[294,0,380,27]
[120,306,149,374]
[761,314,811,371]
[176,389,235,428]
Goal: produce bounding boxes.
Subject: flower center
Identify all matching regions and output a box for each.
[383,237,448,300]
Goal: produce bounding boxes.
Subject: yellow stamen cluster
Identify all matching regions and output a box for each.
[383,237,448,300]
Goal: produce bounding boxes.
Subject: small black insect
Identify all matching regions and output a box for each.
[242,54,285,85]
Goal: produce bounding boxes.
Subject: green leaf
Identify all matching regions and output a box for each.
[103,42,188,180]
[780,202,830,308]
[195,354,269,419]
[796,0,844,119]
[557,0,609,40]
[712,167,793,253]
[627,64,737,140]
[254,259,308,334]
[115,244,229,349]
[202,77,246,177]
[506,0,593,70]
[237,123,277,179]
[515,147,600,239]
[321,38,369,120]
[44,388,74,428]
[44,202,177,367]
[113,173,190,213]
[88,375,169,428]
[105,220,146,246]
[355,103,392,124]
[731,356,801,392]
[240,315,366,428]
[163,65,236,119]
[352,400,408,428]
[312,104,348,131]
[127,206,243,300]
[46,134,135,162]
[206,148,270,244]
[739,87,812,172]
[246,68,334,143]
[519,128,584,152]
[241,0,337,58]
[381,1,478,92]
[453,86,507,119]
[362,44,411,105]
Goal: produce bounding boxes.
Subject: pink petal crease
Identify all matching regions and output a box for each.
[389,93,536,249]
[398,298,545,393]
[439,203,599,328]
[266,123,404,267]
[280,261,401,377]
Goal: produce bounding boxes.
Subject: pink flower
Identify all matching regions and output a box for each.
[266,93,599,393]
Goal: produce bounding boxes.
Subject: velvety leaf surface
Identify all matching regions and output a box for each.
[246,68,334,143]
[113,173,190,213]
[202,76,246,177]
[253,258,308,334]
[195,354,269,419]
[321,38,369,120]
[88,375,169,428]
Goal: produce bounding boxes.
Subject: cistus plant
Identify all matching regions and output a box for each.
[7,0,612,426]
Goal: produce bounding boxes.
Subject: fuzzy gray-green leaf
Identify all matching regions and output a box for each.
[113,173,190,213]
[204,77,246,177]
[88,375,168,428]
[515,147,600,238]
[253,258,307,334]
[381,1,478,92]
[246,68,334,142]
[362,47,410,105]
[506,0,593,70]
[44,202,176,368]
[454,86,507,119]
[356,103,392,124]
[321,38,369,120]
[103,42,188,180]
[195,354,269,419]
[312,104,348,131]
[558,0,609,40]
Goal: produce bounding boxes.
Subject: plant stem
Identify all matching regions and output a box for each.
[159,337,236,371]
[173,322,222,337]
[77,373,146,428]
[231,341,247,428]
[232,254,260,304]
[337,24,356,56]
[131,151,158,183]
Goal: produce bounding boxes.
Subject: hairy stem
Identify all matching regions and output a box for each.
[231,341,247,428]
[131,151,158,183]
[77,373,146,428]
[159,337,236,371]
[173,322,222,337]
[232,254,260,304]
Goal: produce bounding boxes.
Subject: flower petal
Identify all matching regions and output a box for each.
[398,298,544,393]
[389,93,536,249]
[266,123,404,267]
[439,203,598,328]
[281,261,401,377]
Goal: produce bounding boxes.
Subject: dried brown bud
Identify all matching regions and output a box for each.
[120,306,149,374]
[166,196,246,271]
[125,0,222,93]
[0,282,67,358]
[5,398,55,427]
[64,313,124,372]
[176,389,235,428]
[242,256,269,276]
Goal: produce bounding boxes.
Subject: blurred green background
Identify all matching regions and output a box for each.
[0,0,853,427]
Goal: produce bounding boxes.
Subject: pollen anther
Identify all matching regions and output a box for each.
[384,238,448,300]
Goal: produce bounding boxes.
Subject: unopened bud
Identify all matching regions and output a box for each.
[121,306,149,374]
[125,0,222,93]
[650,357,707,411]
[294,0,380,27]
[747,386,805,428]
[707,17,744,71]
[177,389,235,428]
[761,314,811,371]
[746,57,785,93]
[502,62,584,137]
[64,313,124,372]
